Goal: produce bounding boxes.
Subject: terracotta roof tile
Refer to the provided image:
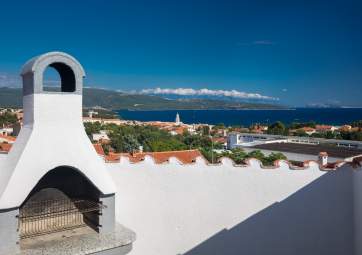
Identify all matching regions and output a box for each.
[0,134,16,142]
[212,137,226,143]
[315,125,334,131]
[93,143,105,156]
[119,150,202,164]
[105,153,121,163]
[301,127,316,132]
[172,127,187,135]
[0,143,12,152]
[319,151,328,156]
[160,149,201,164]
[120,152,145,163]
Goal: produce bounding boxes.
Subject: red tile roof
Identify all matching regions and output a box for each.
[212,137,227,143]
[172,127,187,135]
[0,134,16,142]
[151,150,201,164]
[0,143,12,152]
[93,144,105,156]
[105,152,121,163]
[319,151,328,157]
[101,150,202,164]
[315,125,334,131]
[301,127,316,132]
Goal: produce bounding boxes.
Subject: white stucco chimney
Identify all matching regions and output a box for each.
[0,52,117,209]
[0,52,132,254]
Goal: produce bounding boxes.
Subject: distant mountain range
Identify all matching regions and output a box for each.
[0,87,287,110]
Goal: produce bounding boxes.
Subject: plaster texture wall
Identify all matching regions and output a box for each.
[108,157,354,255]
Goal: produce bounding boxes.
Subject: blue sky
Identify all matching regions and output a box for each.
[0,0,361,106]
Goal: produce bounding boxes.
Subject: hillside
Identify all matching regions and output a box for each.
[0,87,286,110]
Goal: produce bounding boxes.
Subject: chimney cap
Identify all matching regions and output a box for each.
[21,51,85,95]
[21,51,85,76]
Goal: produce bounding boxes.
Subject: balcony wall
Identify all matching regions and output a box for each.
[107,157,355,255]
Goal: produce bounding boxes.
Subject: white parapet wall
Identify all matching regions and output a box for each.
[354,167,362,255]
[107,156,356,255]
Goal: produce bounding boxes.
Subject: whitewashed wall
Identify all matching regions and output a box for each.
[108,157,354,255]
[354,168,362,255]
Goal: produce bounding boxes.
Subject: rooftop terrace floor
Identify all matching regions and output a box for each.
[10,224,135,255]
[251,142,362,159]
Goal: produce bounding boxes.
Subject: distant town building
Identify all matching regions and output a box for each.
[0,134,16,144]
[83,116,126,125]
[315,125,338,132]
[301,127,316,135]
[318,152,329,166]
[92,130,111,143]
[227,132,288,149]
[339,125,353,132]
[88,110,98,118]
[227,132,362,163]
[175,112,181,125]
[228,132,362,150]
[250,124,268,134]
[0,127,13,136]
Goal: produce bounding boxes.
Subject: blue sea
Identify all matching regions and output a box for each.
[117,108,362,126]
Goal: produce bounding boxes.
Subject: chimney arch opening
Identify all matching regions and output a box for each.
[42,62,76,93]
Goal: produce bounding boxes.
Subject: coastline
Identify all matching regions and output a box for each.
[116,108,362,126]
[120,108,296,112]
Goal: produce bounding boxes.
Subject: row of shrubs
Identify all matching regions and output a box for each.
[200,148,287,166]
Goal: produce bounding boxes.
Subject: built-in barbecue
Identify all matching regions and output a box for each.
[0,52,135,255]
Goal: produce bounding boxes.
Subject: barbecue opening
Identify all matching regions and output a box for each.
[18,166,104,239]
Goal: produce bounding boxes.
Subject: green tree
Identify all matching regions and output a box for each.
[351,120,362,128]
[267,121,286,135]
[350,131,362,141]
[182,134,212,149]
[200,148,220,164]
[84,122,102,138]
[202,125,210,136]
[123,134,141,152]
[263,152,287,166]
[213,123,225,130]
[148,139,186,152]
[229,148,248,164]
[295,129,308,137]
[324,131,336,139]
[0,111,17,127]
[289,121,316,129]
[247,150,265,161]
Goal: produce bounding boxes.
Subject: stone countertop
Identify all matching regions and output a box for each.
[17,224,136,255]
